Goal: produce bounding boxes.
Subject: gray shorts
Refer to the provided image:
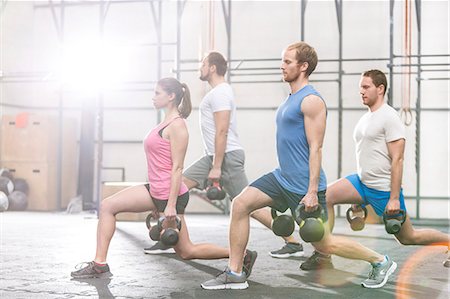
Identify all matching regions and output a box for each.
[183,149,248,200]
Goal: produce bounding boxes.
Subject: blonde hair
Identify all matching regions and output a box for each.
[286,41,318,77]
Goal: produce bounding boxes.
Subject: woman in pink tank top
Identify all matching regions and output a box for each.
[71,78,232,279]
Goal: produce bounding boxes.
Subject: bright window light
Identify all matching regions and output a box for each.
[60,40,130,93]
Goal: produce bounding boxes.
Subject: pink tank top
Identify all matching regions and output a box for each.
[144,117,188,200]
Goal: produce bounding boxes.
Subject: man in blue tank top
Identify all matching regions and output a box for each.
[201,42,397,290]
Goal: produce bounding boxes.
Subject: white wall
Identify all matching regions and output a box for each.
[1,0,448,218]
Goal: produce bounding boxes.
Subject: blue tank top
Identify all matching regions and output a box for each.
[272,85,327,194]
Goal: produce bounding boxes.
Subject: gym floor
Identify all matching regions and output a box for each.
[1,211,449,299]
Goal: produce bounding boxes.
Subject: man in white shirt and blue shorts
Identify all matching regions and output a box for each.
[301,69,450,270]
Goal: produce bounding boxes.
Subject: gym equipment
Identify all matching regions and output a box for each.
[383,210,406,234]
[147,216,182,246]
[158,216,182,246]
[0,168,14,180]
[146,213,161,241]
[271,209,295,237]
[7,190,28,211]
[206,181,226,200]
[0,191,8,212]
[295,203,325,243]
[346,205,368,231]
[12,178,30,195]
[0,176,14,196]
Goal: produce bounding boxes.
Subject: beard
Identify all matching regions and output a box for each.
[199,72,209,81]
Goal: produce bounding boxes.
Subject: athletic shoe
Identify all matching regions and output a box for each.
[143,241,176,254]
[201,267,248,290]
[361,256,397,288]
[243,249,258,278]
[71,261,112,279]
[300,250,334,270]
[269,242,304,258]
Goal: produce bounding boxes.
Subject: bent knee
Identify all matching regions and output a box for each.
[176,248,194,260]
[313,240,335,255]
[396,236,415,245]
[99,198,115,214]
[231,196,252,215]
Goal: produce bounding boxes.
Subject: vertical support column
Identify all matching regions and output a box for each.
[388,0,395,106]
[94,0,108,215]
[221,0,231,83]
[335,0,343,217]
[300,0,308,41]
[150,0,163,123]
[49,0,65,210]
[175,1,186,81]
[57,1,65,210]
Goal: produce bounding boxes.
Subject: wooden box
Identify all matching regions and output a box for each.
[1,114,76,162]
[0,113,79,211]
[102,182,149,221]
[0,161,77,210]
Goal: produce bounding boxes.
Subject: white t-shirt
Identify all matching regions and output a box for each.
[353,103,406,191]
[199,82,243,155]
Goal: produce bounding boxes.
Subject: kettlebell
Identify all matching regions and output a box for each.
[206,181,226,200]
[383,210,406,234]
[271,209,295,237]
[158,216,182,246]
[295,203,325,243]
[346,205,368,231]
[145,213,161,241]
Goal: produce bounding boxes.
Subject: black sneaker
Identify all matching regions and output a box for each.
[269,242,304,258]
[300,251,334,270]
[71,261,112,279]
[143,241,176,254]
[243,249,258,278]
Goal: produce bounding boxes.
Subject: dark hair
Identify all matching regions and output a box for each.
[286,42,318,77]
[362,69,388,95]
[157,78,192,118]
[206,52,228,76]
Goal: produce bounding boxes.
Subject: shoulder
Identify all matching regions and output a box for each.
[170,117,187,129]
[380,105,402,123]
[213,83,233,96]
[301,94,326,115]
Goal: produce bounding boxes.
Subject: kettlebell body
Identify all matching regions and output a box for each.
[158,216,182,246]
[346,205,368,231]
[271,209,295,237]
[383,210,406,234]
[295,203,325,243]
[206,181,226,200]
[146,213,162,241]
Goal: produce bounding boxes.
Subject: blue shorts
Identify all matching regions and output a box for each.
[345,173,406,216]
[250,172,328,222]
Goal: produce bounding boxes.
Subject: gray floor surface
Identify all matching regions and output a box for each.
[1,211,449,299]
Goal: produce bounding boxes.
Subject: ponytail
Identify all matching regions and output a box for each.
[157,77,192,119]
[178,83,192,118]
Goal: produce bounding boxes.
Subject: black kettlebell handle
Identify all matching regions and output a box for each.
[271,208,279,220]
[382,209,406,224]
[346,205,368,222]
[158,216,182,231]
[295,203,322,223]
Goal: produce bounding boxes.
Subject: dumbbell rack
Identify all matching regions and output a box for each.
[189,189,231,215]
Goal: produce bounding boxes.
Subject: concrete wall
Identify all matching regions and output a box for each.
[0,1,448,218]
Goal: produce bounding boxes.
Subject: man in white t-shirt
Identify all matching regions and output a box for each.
[145,52,304,260]
[301,69,450,270]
